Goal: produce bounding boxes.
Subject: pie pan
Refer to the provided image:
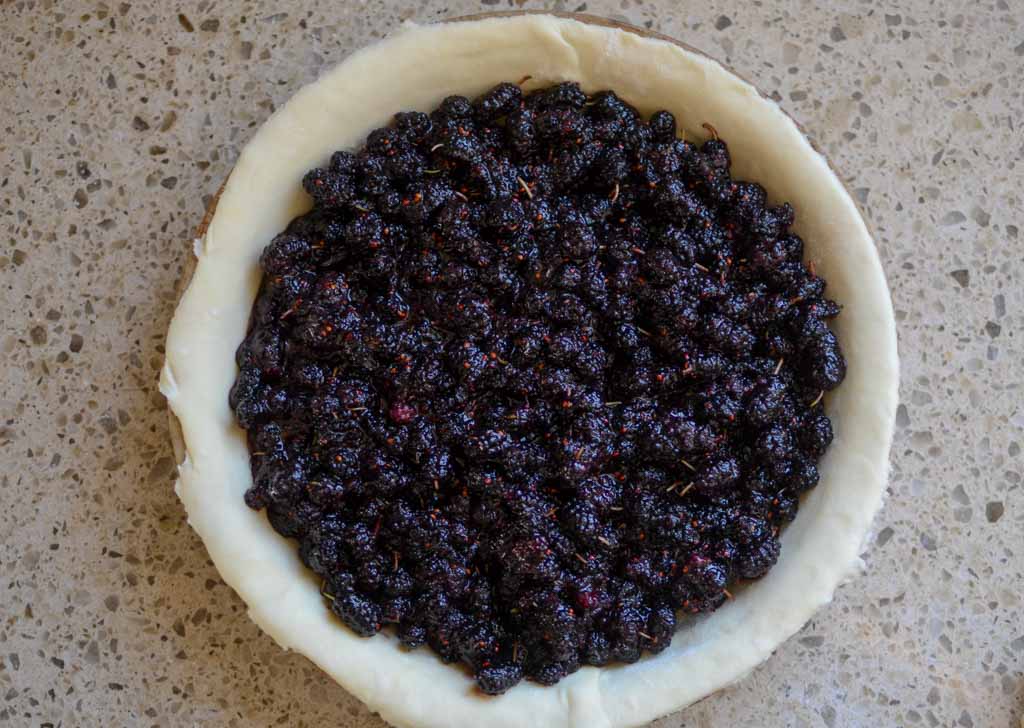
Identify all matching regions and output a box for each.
[161,12,899,728]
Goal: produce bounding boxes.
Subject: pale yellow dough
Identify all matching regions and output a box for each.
[161,14,898,728]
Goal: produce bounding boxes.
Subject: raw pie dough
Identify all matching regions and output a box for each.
[161,14,899,728]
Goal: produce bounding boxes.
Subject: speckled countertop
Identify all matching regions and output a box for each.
[1,1,1021,726]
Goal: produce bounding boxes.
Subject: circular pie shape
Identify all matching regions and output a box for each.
[161,13,898,728]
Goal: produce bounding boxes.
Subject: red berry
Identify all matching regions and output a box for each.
[388,401,417,424]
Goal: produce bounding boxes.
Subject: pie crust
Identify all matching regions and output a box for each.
[161,13,898,728]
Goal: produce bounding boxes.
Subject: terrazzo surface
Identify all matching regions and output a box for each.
[1,0,1022,726]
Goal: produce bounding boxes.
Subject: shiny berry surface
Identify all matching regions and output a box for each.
[230,81,846,693]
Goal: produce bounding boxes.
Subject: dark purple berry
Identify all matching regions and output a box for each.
[231,80,846,693]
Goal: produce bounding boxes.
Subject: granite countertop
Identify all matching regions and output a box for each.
[1,1,1021,726]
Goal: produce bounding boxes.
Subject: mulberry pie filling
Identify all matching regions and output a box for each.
[229,81,846,694]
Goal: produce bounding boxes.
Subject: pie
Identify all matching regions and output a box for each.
[161,12,898,728]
